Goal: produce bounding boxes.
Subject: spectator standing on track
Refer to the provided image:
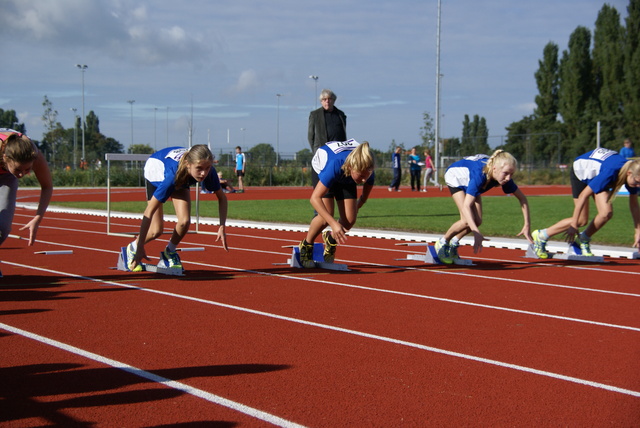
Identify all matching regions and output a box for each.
[0,128,53,247]
[531,149,640,258]
[408,147,421,192]
[235,146,246,193]
[421,148,440,191]
[388,146,402,192]
[308,89,347,188]
[435,150,532,264]
[619,138,636,160]
[298,139,375,268]
[126,145,229,272]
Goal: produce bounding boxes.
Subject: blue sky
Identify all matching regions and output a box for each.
[0,0,629,158]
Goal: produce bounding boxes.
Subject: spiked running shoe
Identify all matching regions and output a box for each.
[160,248,183,269]
[574,235,594,256]
[531,230,549,259]
[435,240,453,264]
[298,240,316,268]
[449,242,460,262]
[127,242,143,272]
[322,230,338,263]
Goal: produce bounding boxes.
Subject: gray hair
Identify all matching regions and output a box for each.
[319,89,337,101]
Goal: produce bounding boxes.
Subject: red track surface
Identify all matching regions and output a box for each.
[2,186,639,426]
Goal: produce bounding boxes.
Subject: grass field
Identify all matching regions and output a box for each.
[53,194,639,247]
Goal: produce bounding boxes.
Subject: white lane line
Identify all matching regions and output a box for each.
[0,323,306,428]
[2,261,639,399]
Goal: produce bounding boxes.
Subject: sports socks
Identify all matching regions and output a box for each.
[166,242,177,252]
[538,229,550,241]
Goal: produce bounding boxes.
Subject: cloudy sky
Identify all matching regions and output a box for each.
[0,0,629,157]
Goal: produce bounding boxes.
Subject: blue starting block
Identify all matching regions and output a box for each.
[396,243,474,266]
[281,243,349,271]
[525,243,605,262]
[115,247,185,276]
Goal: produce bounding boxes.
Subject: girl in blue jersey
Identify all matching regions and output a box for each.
[298,139,375,268]
[531,149,640,258]
[127,145,228,271]
[435,150,532,263]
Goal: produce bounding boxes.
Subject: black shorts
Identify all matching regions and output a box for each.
[236,170,245,177]
[570,167,588,198]
[448,185,464,196]
[323,181,358,200]
[145,179,156,201]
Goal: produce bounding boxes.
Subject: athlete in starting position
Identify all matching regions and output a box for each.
[531,149,640,258]
[127,145,228,271]
[0,128,53,247]
[298,139,375,268]
[436,150,532,264]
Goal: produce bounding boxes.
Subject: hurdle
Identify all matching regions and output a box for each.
[105,153,151,237]
[395,242,475,266]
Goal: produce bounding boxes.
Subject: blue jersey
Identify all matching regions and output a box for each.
[573,148,637,194]
[408,154,421,171]
[311,139,375,188]
[444,154,518,197]
[144,146,221,203]
[235,152,245,170]
[392,152,401,169]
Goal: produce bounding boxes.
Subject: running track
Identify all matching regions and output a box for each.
[1,186,639,426]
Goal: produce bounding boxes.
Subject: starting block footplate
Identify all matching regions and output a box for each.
[524,244,605,263]
[116,247,185,276]
[400,244,474,266]
[281,243,349,271]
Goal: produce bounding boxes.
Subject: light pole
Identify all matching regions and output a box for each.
[127,100,135,148]
[153,107,158,150]
[166,106,169,147]
[309,75,319,109]
[76,64,88,162]
[70,108,78,169]
[240,127,246,146]
[276,94,282,167]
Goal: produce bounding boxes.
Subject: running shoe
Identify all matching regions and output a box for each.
[322,230,338,263]
[298,240,316,268]
[160,247,183,269]
[574,235,594,256]
[531,230,549,259]
[434,240,453,264]
[449,242,460,262]
[126,242,143,272]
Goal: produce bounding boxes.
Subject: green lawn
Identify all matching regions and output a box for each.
[53,194,639,247]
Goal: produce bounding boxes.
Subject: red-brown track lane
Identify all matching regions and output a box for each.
[3,210,639,425]
[1,251,638,427]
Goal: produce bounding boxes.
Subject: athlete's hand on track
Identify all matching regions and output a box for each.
[472,231,489,253]
[216,225,229,251]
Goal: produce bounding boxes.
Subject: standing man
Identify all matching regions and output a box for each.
[388,146,402,192]
[308,89,347,187]
[235,146,246,193]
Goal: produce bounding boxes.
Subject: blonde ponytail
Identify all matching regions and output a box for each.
[609,159,640,202]
[342,141,375,176]
[174,145,214,187]
[483,149,517,177]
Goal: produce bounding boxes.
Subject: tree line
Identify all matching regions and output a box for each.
[503,0,639,167]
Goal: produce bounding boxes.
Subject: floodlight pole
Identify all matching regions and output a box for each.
[309,75,319,109]
[434,0,442,173]
[76,64,88,162]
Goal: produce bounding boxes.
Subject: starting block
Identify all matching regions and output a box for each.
[525,243,605,262]
[115,247,185,276]
[280,243,349,271]
[396,243,475,266]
